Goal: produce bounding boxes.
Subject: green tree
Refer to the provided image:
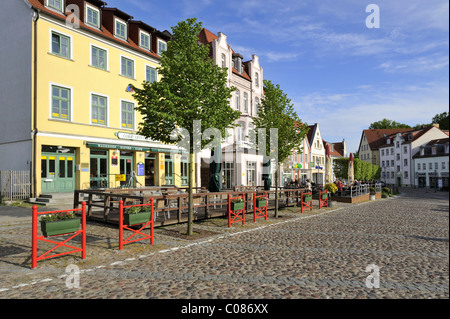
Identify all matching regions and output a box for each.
[369,118,411,129]
[250,80,309,218]
[132,18,240,235]
[432,112,449,130]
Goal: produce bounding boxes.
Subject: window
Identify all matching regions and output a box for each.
[391,160,394,166]
[243,92,248,112]
[381,150,384,156]
[435,162,438,170]
[121,57,134,78]
[396,141,400,148]
[429,163,433,170]
[417,163,420,170]
[422,163,426,170]
[86,5,100,28]
[91,46,107,70]
[51,85,70,120]
[386,161,389,167]
[115,19,127,40]
[140,31,150,50]
[51,32,70,58]
[221,54,226,68]
[158,40,167,55]
[121,101,134,129]
[47,0,63,11]
[146,66,157,83]
[255,97,259,114]
[91,94,107,125]
[382,161,385,167]
[442,162,446,170]
[391,148,394,155]
[235,90,240,110]
[391,172,394,178]
[404,171,408,178]
[396,154,400,161]
[404,159,408,166]
[255,72,259,87]
[403,146,407,154]
[236,121,245,141]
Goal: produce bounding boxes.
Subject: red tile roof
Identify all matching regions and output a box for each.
[362,129,412,150]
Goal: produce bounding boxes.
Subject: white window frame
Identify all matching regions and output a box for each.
[139,30,151,50]
[157,39,167,55]
[120,55,135,79]
[46,0,64,12]
[49,82,74,122]
[145,64,158,83]
[90,43,109,71]
[120,99,136,130]
[49,28,73,60]
[235,90,240,110]
[85,4,100,28]
[89,92,109,127]
[115,18,127,40]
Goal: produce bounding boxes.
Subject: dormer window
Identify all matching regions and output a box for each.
[157,40,167,55]
[420,147,424,156]
[47,0,63,12]
[235,58,242,73]
[387,138,391,144]
[115,18,127,40]
[86,4,100,28]
[432,146,437,155]
[140,30,150,50]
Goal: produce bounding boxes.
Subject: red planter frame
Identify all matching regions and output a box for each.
[319,190,329,209]
[228,193,245,228]
[300,190,313,214]
[253,192,268,222]
[32,202,86,269]
[119,199,154,250]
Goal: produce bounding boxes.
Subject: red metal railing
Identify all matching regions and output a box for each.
[119,199,154,250]
[319,190,329,209]
[253,192,268,222]
[32,202,86,269]
[300,190,313,213]
[228,193,245,227]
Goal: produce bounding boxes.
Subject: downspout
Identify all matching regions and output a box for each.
[32,8,39,198]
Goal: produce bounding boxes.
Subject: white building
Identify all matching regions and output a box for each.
[306,124,326,185]
[379,125,448,187]
[196,29,268,189]
[413,138,449,189]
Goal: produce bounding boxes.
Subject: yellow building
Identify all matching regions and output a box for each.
[0,0,190,196]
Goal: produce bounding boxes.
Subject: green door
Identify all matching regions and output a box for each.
[120,152,134,186]
[41,154,75,193]
[90,150,109,189]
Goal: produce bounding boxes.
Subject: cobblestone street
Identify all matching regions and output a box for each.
[0,188,448,301]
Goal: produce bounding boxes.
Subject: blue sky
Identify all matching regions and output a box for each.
[105,0,449,153]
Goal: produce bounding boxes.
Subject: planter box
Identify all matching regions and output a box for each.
[321,193,328,200]
[230,201,244,211]
[40,218,81,237]
[369,195,376,201]
[124,212,151,225]
[256,199,266,208]
[302,195,312,202]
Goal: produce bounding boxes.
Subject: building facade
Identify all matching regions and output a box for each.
[196,29,270,189]
[358,129,412,166]
[413,138,449,190]
[378,125,448,187]
[0,0,191,196]
[306,124,325,185]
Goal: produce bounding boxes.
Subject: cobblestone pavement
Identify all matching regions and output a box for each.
[0,188,448,300]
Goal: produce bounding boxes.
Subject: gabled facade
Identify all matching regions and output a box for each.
[378,125,448,187]
[306,124,325,185]
[358,129,411,166]
[197,29,268,189]
[413,138,449,189]
[0,0,191,197]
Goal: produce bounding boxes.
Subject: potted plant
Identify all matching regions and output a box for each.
[230,198,244,211]
[369,187,376,200]
[123,205,151,225]
[40,212,80,237]
[324,183,337,194]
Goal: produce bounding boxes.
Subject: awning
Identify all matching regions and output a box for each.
[87,143,150,151]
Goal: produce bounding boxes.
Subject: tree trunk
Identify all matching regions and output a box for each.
[274,164,279,218]
[187,152,195,235]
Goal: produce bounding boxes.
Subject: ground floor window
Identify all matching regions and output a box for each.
[180,155,189,186]
[223,162,234,189]
[247,161,256,186]
[90,149,108,189]
[165,154,174,185]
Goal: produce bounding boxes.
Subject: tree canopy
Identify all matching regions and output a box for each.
[368,118,411,130]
